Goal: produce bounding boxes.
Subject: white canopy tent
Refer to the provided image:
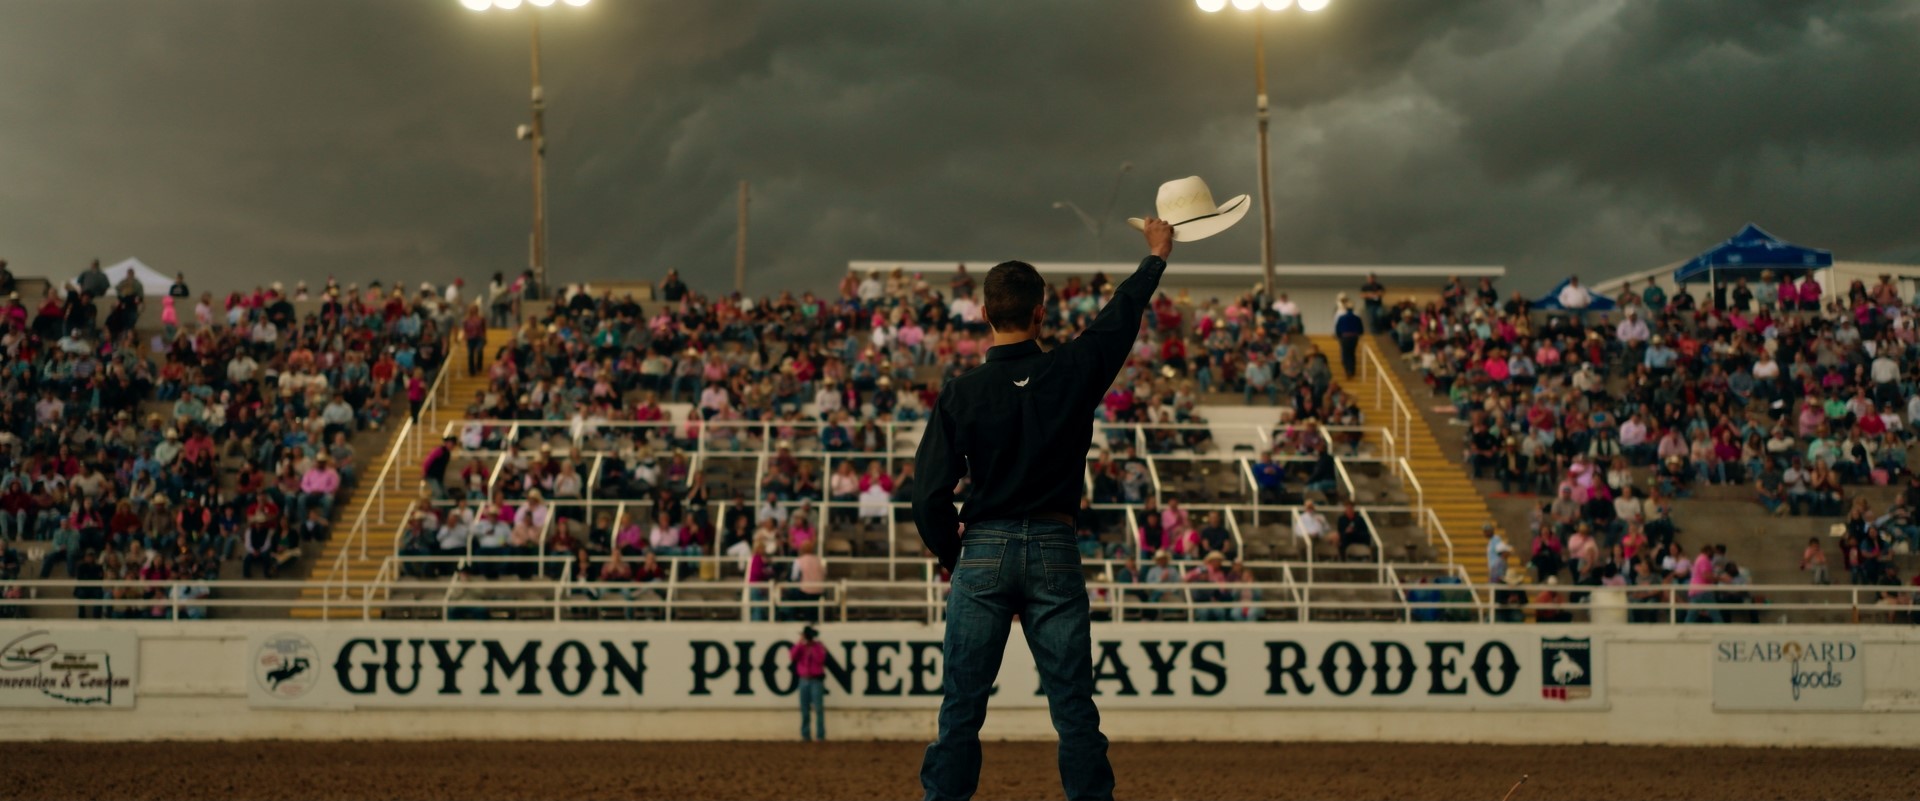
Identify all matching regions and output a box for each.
[89,258,177,297]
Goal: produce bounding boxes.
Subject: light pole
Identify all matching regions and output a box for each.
[1051,161,1133,261]
[1198,0,1329,301]
[462,0,592,296]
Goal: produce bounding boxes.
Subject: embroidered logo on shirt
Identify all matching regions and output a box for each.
[1013,377,1030,387]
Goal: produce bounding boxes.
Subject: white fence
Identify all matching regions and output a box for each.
[6,621,1917,746]
[4,569,1908,626]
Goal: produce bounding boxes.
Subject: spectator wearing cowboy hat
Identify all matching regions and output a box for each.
[1185,550,1233,621]
[792,625,828,741]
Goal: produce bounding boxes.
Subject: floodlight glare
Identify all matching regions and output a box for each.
[460,0,491,10]
[493,0,522,9]
[1263,0,1294,9]
[1232,0,1261,10]
[530,0,556,6]
[1299,0,1329,11]
[563,0,591,6]
[1196,0,1228,12]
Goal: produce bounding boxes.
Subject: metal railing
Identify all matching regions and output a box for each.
[320,355,453,615]
[4,576,1905,625]
[367,405,1490,611]
[1362,337,1416,465]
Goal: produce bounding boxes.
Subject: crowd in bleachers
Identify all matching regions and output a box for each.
[22,251,1909,622]
[1,260,450,617]
[1401,270,1920,616]
[382,262,1407,621]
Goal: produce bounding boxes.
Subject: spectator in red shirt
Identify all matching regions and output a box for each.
[791,626,827,742]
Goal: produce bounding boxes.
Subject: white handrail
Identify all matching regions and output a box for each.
[1398,456,1425,516]
[1361,339,1417,471]
[1356,508,1387,581]
[1222,508,1247,562]
[325,415,411,611]
[1330,446,1358,501]
[1145,448,1163,501]
[1359,339,1420,464]
[1425,506,1458,570]
[1238,457,1261,526]
[3,575,1887,624]
[321,344,457,612]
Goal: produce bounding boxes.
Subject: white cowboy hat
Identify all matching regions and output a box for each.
[1127,176,1250,242]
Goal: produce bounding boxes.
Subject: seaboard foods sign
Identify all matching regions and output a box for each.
[247,626,1604,710]
[1713,636,1864,711]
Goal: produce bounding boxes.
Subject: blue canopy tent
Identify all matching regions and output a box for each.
[1531,278,1618,311]
[1671,224,1832,285]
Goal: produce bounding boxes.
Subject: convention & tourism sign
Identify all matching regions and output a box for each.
[0,628,138,709]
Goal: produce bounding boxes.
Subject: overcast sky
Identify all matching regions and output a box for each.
[2,0,1916,296]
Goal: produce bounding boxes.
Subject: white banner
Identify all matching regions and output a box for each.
[248,625,1604,711]
[0,628,139,709]
[1713,636,1864,711]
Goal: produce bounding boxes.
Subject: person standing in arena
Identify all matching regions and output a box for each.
[791,625,827,742]
[914,217,1177,801]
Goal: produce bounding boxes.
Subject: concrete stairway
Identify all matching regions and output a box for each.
[1319,335,1503,583]
[291,330,507,619]
[291,421,414,619]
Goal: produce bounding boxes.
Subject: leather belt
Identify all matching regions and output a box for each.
[1033,511,1074,527]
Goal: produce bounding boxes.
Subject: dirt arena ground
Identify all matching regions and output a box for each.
[3,740,1913,800]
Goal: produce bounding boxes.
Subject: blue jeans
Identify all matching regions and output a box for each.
[1685,592,1722,624]
[798,677,825,741]
[750,586,769,622]
[921,519,1113,801]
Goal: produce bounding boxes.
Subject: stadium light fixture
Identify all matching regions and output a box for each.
[1196,0,1329,300]
[460,0,589,293]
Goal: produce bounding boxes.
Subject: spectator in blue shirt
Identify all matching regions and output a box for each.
[1643,336,1677,377]
[1252,451,1285,505]
[1334,303,1364,378]
[1242,353,1277,406]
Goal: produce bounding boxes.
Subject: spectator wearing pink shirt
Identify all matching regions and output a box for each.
[747,539,775,622]
[792,626,827,741]
[298,453,340,522]
[603,513,638,555]
[1160,499,1192,549]
[1685,544,1720,623]
[784,552,827,623]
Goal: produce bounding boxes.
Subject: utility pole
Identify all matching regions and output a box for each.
[735,181,750,294]
[528,13,549,295]
[1253,18,1275,301]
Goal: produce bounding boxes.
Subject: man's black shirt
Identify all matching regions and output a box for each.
[1337,511,1370,551]
[914,254,1167,569]
[1200,525,1232,554]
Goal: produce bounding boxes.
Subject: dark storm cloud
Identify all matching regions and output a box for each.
[0,0,1915,296]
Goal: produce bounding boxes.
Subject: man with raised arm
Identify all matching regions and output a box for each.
[914,218,1176,801]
